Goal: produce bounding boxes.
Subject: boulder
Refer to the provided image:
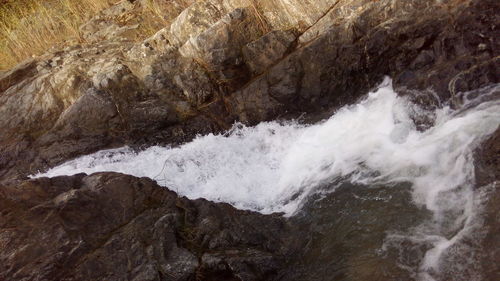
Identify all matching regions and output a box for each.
[0,173,294,281]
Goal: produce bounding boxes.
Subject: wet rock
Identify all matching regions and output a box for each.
[228,55,303,124]
[0,173,293,281]
[477,181,500,281]
[475,128,500,188]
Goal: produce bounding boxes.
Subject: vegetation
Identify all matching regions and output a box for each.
[0,0,168,70]
[0,0,267,71]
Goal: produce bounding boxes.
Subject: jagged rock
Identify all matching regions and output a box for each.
[228,55,303,124]
[225,0,500,123]
[242,29,297,75]
[170,0,226,47]
[173,59,219,106]
[0,173,294,281]
[80,0,144,43]
[0,59,37,93]
[475,127,500,188]
[0,0,498,186]
[179,7,265,86]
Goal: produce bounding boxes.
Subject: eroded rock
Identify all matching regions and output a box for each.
[0,173,293,281]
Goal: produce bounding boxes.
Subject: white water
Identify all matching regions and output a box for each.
[33,78,500,279]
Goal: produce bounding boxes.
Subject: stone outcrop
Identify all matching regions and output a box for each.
[1,0,498,182]
[0,173,296,281]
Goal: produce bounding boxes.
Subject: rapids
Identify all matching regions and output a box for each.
[33,78,500,280]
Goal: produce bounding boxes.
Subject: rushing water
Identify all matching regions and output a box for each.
[33,78,500,280]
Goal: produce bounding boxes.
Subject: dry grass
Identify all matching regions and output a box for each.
[245,0,271,35]
[0,0,117,70]
[0,0,266,71]
[0,0,181,70]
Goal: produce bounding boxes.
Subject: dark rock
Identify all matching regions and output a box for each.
[242,29,297,76]
[0,59,37,93]
[475,128,500,188]
[0,173,295,281]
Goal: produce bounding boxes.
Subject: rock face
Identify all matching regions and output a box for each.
[0,0,499,280]
[0,173,296,281]
[1,0,498,182]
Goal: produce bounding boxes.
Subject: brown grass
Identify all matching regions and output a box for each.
[0,0,114,70]
[0,0,182,71]
[0,0,269,71]
[246,0,271,35]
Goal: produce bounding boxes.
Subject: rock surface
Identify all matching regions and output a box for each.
[0,0,499,280]
[1,0,498,182]
[0,173,297,281]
